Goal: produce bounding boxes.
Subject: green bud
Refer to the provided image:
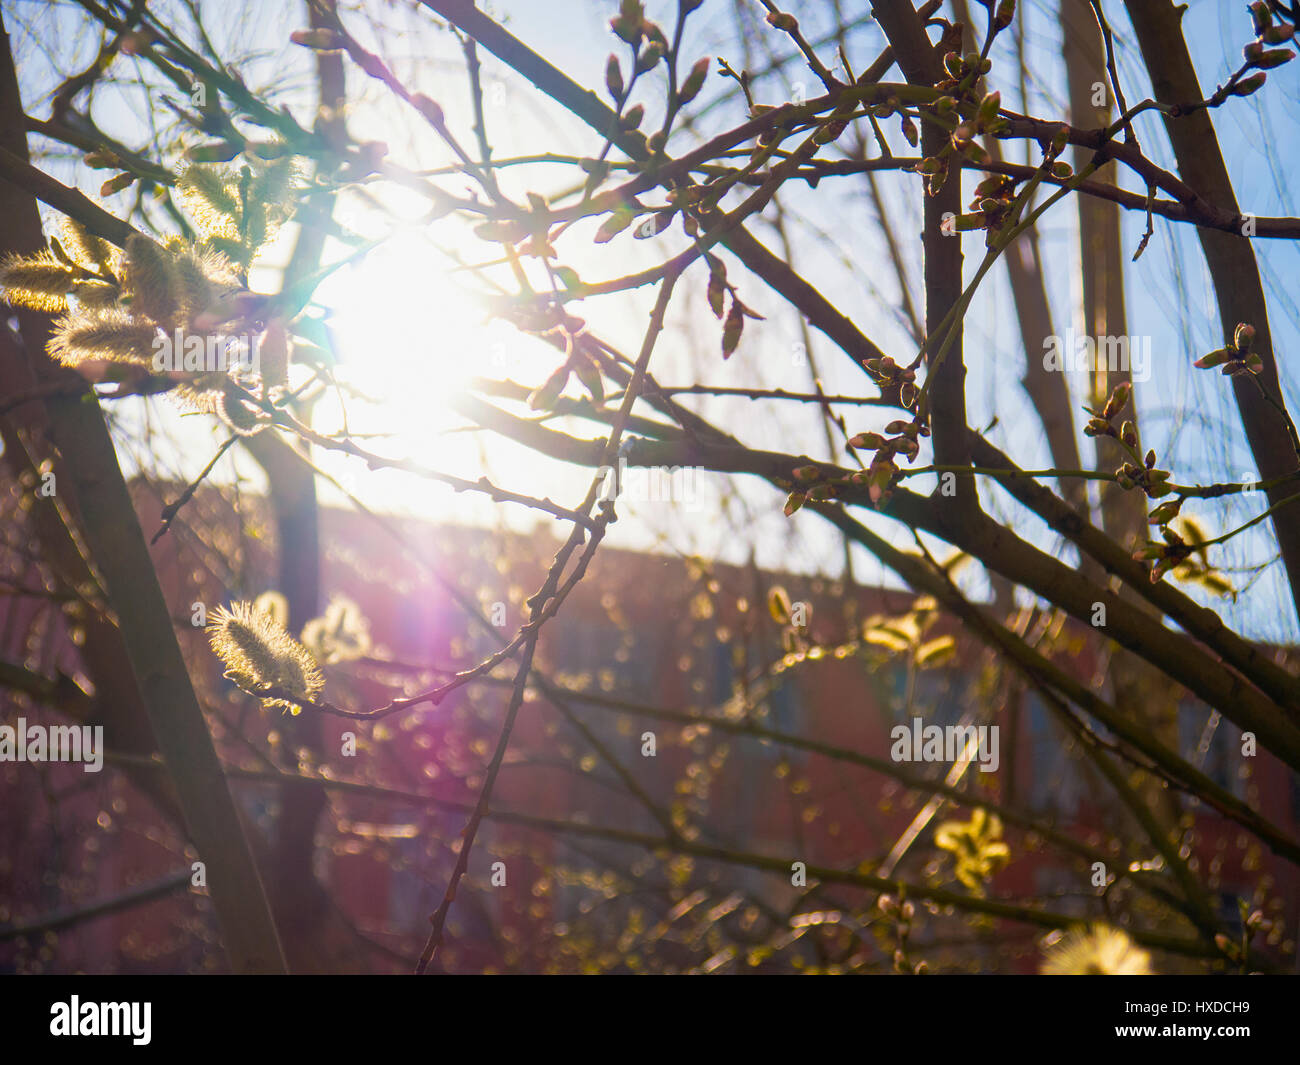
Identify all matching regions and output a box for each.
[1147,499,1182,525]
[1250,2,1272,37]
[605,54,624,99]
[1194,347,1233,369]
[677,56,709,106]
[976,90,1001,128]
[1228,72,1268,97]
[1253,48,1294,70]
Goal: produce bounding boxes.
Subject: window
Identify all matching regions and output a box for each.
[1179,702,1245,799]
[1024,692,1086,816]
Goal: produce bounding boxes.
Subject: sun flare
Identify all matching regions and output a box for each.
[314,232,573,519]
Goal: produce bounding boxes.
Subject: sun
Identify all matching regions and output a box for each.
[324,230,494,403]
[311,229,579,521]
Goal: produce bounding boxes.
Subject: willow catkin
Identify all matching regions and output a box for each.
[123,236,180,327]
[0,250,76,313]
[207,601,322,713]
[47,306,157,366]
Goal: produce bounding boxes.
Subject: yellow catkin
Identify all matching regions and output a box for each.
[208,601,323,713]
[216,387,270,436]
[58,217,114,274]
[48,307,157,366]
[1041,924,1153,975]
[0,251,76,313]
[176,165,240,241]
[170,250,215,324]
[123,236,179,326]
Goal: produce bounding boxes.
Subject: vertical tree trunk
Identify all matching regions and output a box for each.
[0,8,285,974]
[1125,0,1300,626]
[243,0,343,971]
[1061,1,1180,825]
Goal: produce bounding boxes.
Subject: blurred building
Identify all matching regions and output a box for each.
[1,487,1297,973]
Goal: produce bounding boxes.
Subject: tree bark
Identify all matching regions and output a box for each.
[0,8,285,974]
[1125,0,1300,626]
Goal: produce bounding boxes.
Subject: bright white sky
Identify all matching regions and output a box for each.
[11,0,1300,641]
